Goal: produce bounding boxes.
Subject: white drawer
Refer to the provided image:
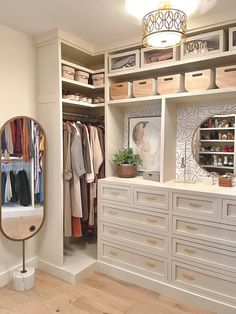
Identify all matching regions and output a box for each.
[100,241,167,280]
[223,199,236,224]
[173,216,236,247]
[173,193,218,218]
[133,188,169,211]
[100,184,131,203]
[172,261,236,304]
[101,203,168,234]
[173,238,236,273]
[101,222,168,256]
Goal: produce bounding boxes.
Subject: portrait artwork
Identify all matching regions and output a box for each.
[128,116,161,172]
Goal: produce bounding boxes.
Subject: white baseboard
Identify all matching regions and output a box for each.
[38,258,97,284]
[96,261,236,314]
[0,257,38,288]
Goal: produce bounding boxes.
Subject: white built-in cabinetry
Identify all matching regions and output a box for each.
[98,178,236,313]
[35,26,236,313]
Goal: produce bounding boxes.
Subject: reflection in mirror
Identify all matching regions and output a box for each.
[0,117,45,241]
[193,114,235,176]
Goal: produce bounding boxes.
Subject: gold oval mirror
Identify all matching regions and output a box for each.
[0,116,46,241]
[192,114,235,176]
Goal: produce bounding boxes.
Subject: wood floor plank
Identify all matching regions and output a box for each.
[0,270,215,314]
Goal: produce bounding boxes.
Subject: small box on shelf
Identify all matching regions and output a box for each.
[157,74,184,95]
[181,30,226,60]
[109,50,140,73]
[185,69,216,92]
[141,47,180,67]
[92,73,104,86]
[62,65,75,80]
[229,27,236,51]
[133,78,157,98]
[74,70,89,84]
[216,65,236,89]
[110,82,133,100]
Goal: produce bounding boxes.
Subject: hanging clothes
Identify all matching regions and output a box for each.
[63,122,73,237]
[63,116,105,240]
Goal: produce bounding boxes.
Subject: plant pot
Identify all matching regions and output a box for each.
[116,164,137,178]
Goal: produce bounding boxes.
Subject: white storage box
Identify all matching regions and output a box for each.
[92,73,105,86]
[109,50,140,73]
[75,70,89,84]
[110,82,133,100]
[141,47,180,67]
[62,65,75,80]
[229,27,236,51]
[181,30,226,60]
[133,78,157,97]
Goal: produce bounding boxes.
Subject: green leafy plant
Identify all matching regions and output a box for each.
[112,148,142,166]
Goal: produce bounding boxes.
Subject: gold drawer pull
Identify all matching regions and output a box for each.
[189,202,202,208]
[184,248,196,254]
[147,239,158,245]
[109,210,118,216]
[111,191,120,196]
[146,261,157,268]
[182,273,194,281]
[146,195,157,201]
[109,251,118,256]
[147,218,157,224]
[185,225,198,231]
[109,229,118,235]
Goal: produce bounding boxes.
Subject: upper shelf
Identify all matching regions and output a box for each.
[61,59,104,75]
[61,78,104,91]
[107,50,236,81]
[108,88,236,107]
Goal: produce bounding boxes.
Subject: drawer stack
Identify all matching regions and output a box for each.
[98,182,169,281]
[172,192,236,306]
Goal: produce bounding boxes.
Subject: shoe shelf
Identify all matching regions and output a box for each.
[200,165,234,169]
[199,152,234,155]
[199,127,235,131]
[62,99,104,108]
[200,140,235,142]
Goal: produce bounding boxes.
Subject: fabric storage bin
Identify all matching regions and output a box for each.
[157,74,183,95]
[141,47,180,67]
[185,69,215,92]
[92,73,105,86]
[229,27,236,51]
[74,70,89,84]
[181,30,226,60]
[110,82,133,100]
[216,65,236,88]
[133,78,157,97]
[109,50,140,73]
[62,65,75,80]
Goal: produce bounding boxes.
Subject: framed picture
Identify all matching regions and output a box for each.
[128,116,161,172]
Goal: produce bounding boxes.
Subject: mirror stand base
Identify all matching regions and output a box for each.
[13,267,35,292]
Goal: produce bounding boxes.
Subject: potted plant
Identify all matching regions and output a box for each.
[112,147,142,178]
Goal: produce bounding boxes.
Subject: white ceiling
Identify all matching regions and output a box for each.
[0,0,235,50]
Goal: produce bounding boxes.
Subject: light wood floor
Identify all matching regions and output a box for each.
[0,271,215,314]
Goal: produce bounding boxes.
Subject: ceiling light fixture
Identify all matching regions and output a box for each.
[142,0,187,49]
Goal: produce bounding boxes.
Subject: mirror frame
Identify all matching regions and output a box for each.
[0,116,46,242]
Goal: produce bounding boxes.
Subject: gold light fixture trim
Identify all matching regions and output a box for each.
[142,6,187,49]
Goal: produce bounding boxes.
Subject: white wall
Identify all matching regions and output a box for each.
[0,24,37,286]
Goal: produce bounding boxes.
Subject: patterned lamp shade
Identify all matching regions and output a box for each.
[142,8,187,49]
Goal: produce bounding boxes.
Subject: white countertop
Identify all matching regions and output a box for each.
[100,176,236,197]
